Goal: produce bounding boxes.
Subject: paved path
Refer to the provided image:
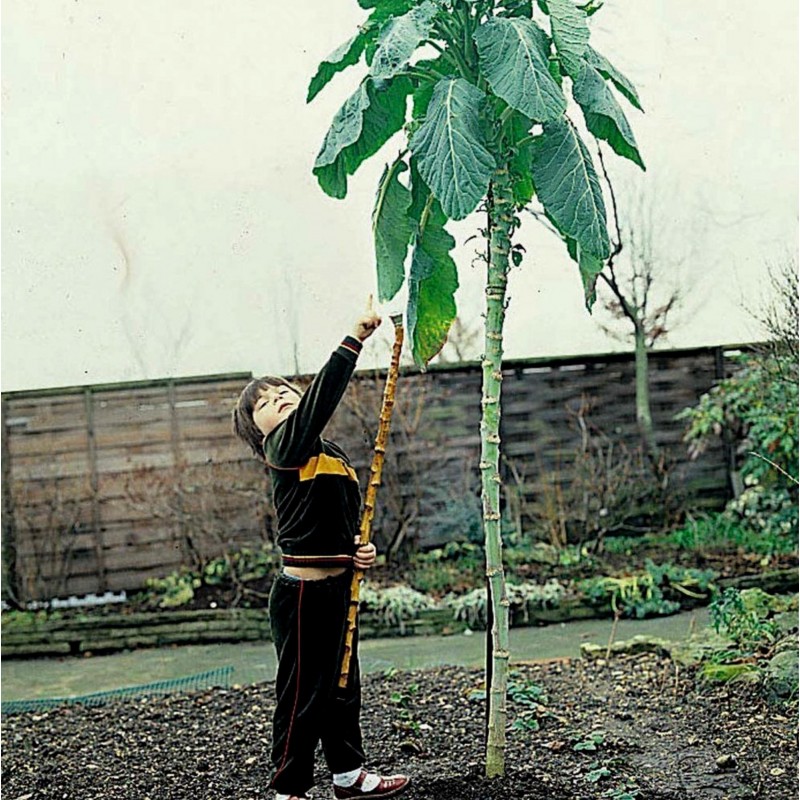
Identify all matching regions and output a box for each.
[1,607,710,701]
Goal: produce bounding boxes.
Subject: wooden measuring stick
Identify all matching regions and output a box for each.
[338,312,404,689]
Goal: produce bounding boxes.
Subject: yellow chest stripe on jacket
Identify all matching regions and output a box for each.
[299,453,358,483]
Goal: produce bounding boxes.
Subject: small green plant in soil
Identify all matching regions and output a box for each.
[508,673,549,733]
[144,568,201,609]
[389,682,421,736]
[573,731,605,752]
[139,546,280,609]
[697,588,798,695]
[602,509,797,559]
[408,541,486,596]
[709,587,781,656]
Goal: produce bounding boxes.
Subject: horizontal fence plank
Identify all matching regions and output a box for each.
[3,348,750,600]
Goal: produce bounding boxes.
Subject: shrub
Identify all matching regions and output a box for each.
[447,580,565,629]
[359,583,438,630]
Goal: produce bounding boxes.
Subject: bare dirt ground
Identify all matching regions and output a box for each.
[2,652,796,800]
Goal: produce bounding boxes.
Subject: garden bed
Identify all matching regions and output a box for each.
[2,651,796,799]
[3,568,796,659]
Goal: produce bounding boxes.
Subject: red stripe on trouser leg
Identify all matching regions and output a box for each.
[273,580,304,783]
[269,572,366,795]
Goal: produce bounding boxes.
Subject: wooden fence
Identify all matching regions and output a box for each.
[2,344,747,602]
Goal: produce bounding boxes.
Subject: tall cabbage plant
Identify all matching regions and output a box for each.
[309,0,643,776]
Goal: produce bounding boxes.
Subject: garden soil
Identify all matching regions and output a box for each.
[2,653,796,799]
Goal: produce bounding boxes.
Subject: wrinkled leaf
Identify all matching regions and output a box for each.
[409,78,496,220]
[573,64,644,169]
[407,201,458,367]
[369,0,439,79]
[531,119,609,260]
[584,45,643,110]
[474,16,566,122]
[307,33,367,103]
[547,0,590,78]
[314,76,412,198]
[373,158,413,302]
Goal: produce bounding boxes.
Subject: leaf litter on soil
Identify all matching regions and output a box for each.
[2,653,796,799]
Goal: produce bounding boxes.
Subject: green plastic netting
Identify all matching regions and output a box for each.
[1,665,234,715]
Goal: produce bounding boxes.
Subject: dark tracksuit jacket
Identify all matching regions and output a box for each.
[264,336,366,796]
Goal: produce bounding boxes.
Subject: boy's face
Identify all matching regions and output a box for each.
[253,385,300,438]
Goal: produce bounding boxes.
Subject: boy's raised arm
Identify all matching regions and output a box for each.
[264,311,381,467]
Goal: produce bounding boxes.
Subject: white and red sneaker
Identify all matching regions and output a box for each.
[333,769,410,799]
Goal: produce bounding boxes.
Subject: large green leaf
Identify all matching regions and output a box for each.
[369,0,438,79]
[407,201,458,367]
[547,0,590,78]
[373,158,413,302]
[584,45,643,111]
[474,17,566,122]
[307,33,367,103]
[572,64,645,169]
[531,119,609,259]
[409,78,496,221]
[313,76,412,198]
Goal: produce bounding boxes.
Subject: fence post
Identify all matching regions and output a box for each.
[1,396,21,606]
[84,388,107,591]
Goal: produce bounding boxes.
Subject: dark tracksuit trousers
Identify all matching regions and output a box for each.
[269,570,366,796]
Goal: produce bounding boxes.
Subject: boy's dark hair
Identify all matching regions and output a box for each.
[232,376,302,459]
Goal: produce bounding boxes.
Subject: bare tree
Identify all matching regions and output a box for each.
[595,164,693,467]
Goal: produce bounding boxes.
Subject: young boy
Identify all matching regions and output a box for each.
[232,310,410,800]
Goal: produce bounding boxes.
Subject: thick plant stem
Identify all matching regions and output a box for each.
[482,168,514,779]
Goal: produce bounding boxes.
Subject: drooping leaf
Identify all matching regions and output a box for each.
[407,201,458,367]
[566,235,604,310]
[584,45,643,110]
[409,78,496,220]
[369,0,439,79]
[547,0,590,78]
[531,118,609,259]
[307,33,368,103]
[572,64,645,169]
[407,156,432,225]
[314,76,412,198]
[373,158,413,302]
[474,16,566,122]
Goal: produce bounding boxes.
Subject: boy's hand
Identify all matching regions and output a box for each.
[354,537,377,570]
[353,295,382,342]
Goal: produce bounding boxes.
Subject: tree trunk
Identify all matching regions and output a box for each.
[634,323,659,462]
[482,168,513,778]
